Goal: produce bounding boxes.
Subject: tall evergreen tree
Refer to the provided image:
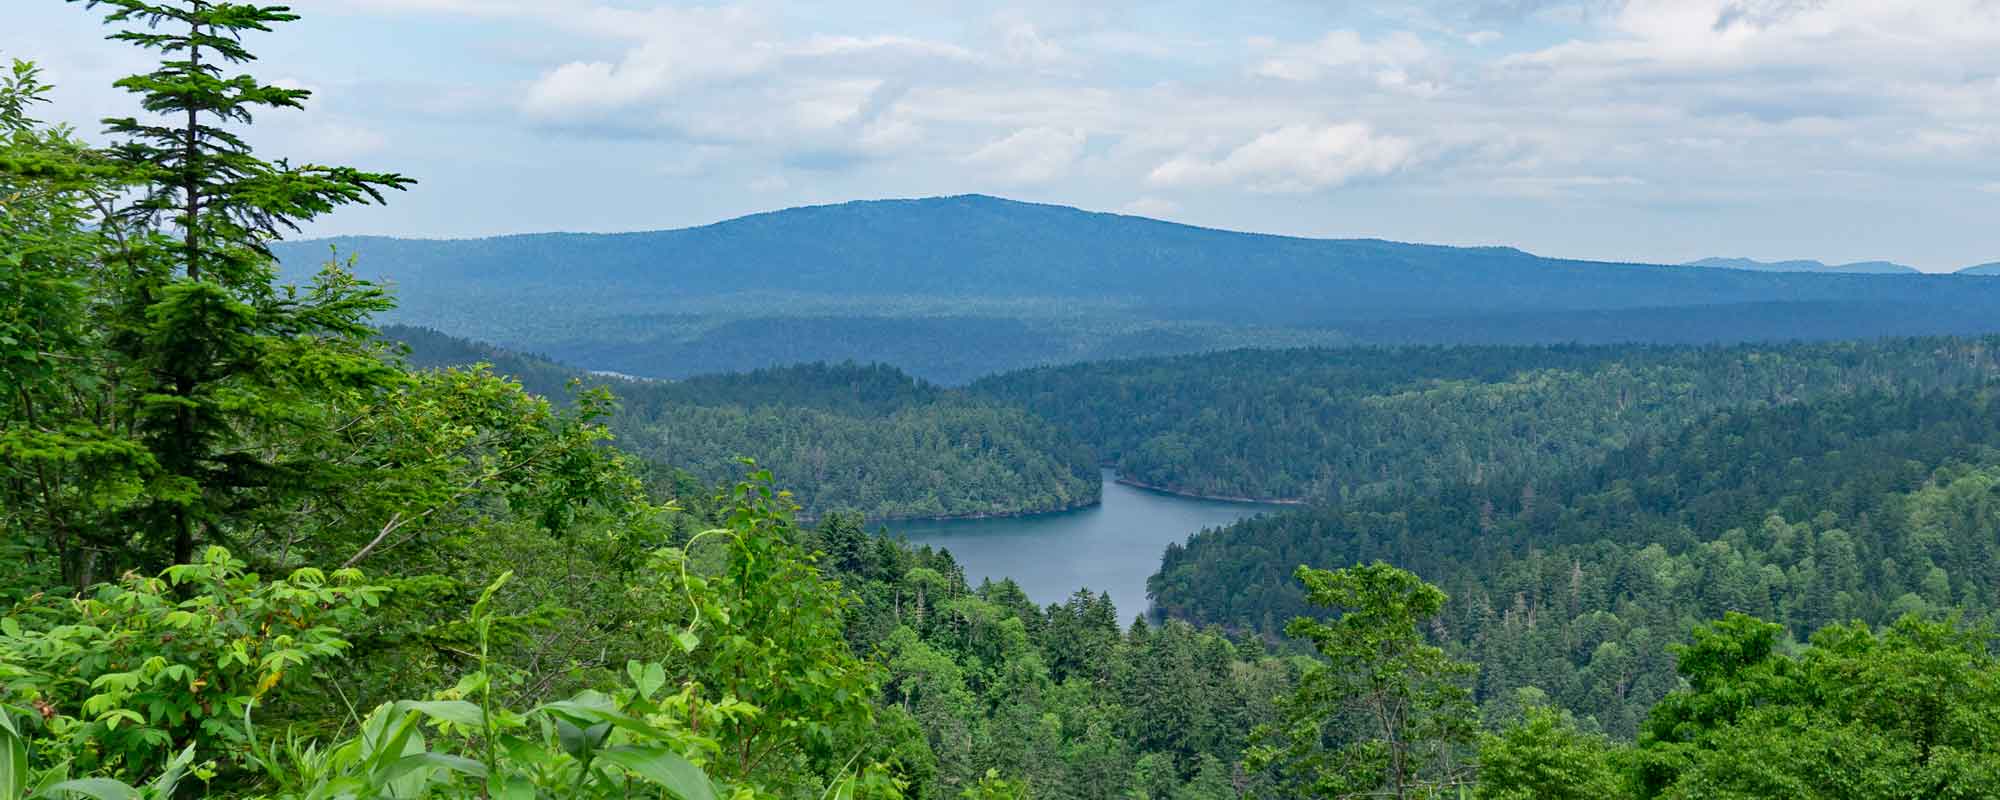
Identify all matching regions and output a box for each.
[1250,563,1478,799]
[77,0,412,572]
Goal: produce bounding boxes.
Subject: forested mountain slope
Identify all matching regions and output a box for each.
[18,5,2000,798]
[1149,388,2000,736]
[385,325,1098,520]
[973,338,2000,501]
[277,195,2000,382]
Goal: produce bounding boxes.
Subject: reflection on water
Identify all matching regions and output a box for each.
[888,469,1283,620]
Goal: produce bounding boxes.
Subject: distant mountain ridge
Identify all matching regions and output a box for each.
[276,194,2000,382]
[1963,262,2000,276]
[1684,256,1921,274]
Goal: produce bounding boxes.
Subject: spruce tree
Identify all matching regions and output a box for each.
[79,0,412,571]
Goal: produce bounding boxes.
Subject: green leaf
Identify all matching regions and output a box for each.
[494,777,536,800]
[674,630,701,653]
[2,724,27,800]
[380,751,486,784]
[595,747,717,800]
[36,779,139,800]
[554,717,588,760]
[626,661,667,700]
[143,745,196,798]
[396,700,485,729]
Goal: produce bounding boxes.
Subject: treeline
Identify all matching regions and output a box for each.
[796,516,1297,798]
[973,340,2000,500]
[386,326,1100,521]
[1151,388,2000,737]
[10,5,2000,799]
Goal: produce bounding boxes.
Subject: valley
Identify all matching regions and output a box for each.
[12,4,2000,795]
[893,468,1282,618]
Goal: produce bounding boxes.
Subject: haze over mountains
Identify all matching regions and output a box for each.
[277,194,2000,383]
[1964,262,2000,275]
[1682,257,1922,274]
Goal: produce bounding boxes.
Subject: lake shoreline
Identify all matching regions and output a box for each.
[807,491,1105,527]
[1112,475,1307,507]
[871,472,1300,527]
[893,468,1282,617]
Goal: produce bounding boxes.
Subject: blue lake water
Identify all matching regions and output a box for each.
[887,469,1284,620]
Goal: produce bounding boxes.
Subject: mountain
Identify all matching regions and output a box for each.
[1962,262,2000,275]
[1828,260,1922,274]
[277,195,2000,382]
[1685,256,1921,274]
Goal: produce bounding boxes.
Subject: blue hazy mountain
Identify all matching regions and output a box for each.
[1962,262,2000,275]
[275,195,2000,382]
[1685,256,1922,274]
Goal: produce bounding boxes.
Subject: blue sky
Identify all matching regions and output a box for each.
[10,0,2000,271]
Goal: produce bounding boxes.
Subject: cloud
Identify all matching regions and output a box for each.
[23,0,1980,265]
[1252,30,1437,94]
[1120,196,1182,217]
[1486,174,1644,198]
[1148,123,1417,192]
[519,6,773,118]
[965,127,1088,183]
[1000,21,1069,67]
[1982,182,2000,194]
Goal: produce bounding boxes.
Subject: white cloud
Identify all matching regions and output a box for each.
[64,0,1985,263]
[1148,123,1416,192]
[1000,21,1069,67]
[1252,30,1437,93]
[520,6,773,118]
[1120,196,1182,217]
[965,127,1088,183]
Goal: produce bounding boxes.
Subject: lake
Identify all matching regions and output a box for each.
[888,469,1283,620]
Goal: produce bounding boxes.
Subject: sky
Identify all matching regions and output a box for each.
[9,0,2000,272]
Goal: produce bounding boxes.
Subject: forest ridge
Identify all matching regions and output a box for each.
[7,3,2000,800]
[276,195,2000,384]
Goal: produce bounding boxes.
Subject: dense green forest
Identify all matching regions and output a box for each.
[8,4,2000,799]
[1151,388,2000,738]
[974,340,2000,500]
[387,326,1099,521]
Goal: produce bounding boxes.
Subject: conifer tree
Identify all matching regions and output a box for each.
[0,58,148,591]
[1249,562,1478,799]
[77,0,413,571]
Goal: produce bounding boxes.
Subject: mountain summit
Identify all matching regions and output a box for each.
[277,195,2000,381]
[1685,257,1921,274]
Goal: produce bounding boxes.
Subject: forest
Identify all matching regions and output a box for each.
[386,326,1100,522]
[7,3,2000,800]
[974,339,2000,501]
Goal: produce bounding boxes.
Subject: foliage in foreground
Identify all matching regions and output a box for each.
[10,2,2000,799]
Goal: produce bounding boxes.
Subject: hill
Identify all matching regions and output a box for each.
[1148,387,2000,737]
[382,325,1099,520]
[1962,262,2000,275]
[971,336,2000,502]
[279,195,2000,382]
[1683,256,1921,274]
